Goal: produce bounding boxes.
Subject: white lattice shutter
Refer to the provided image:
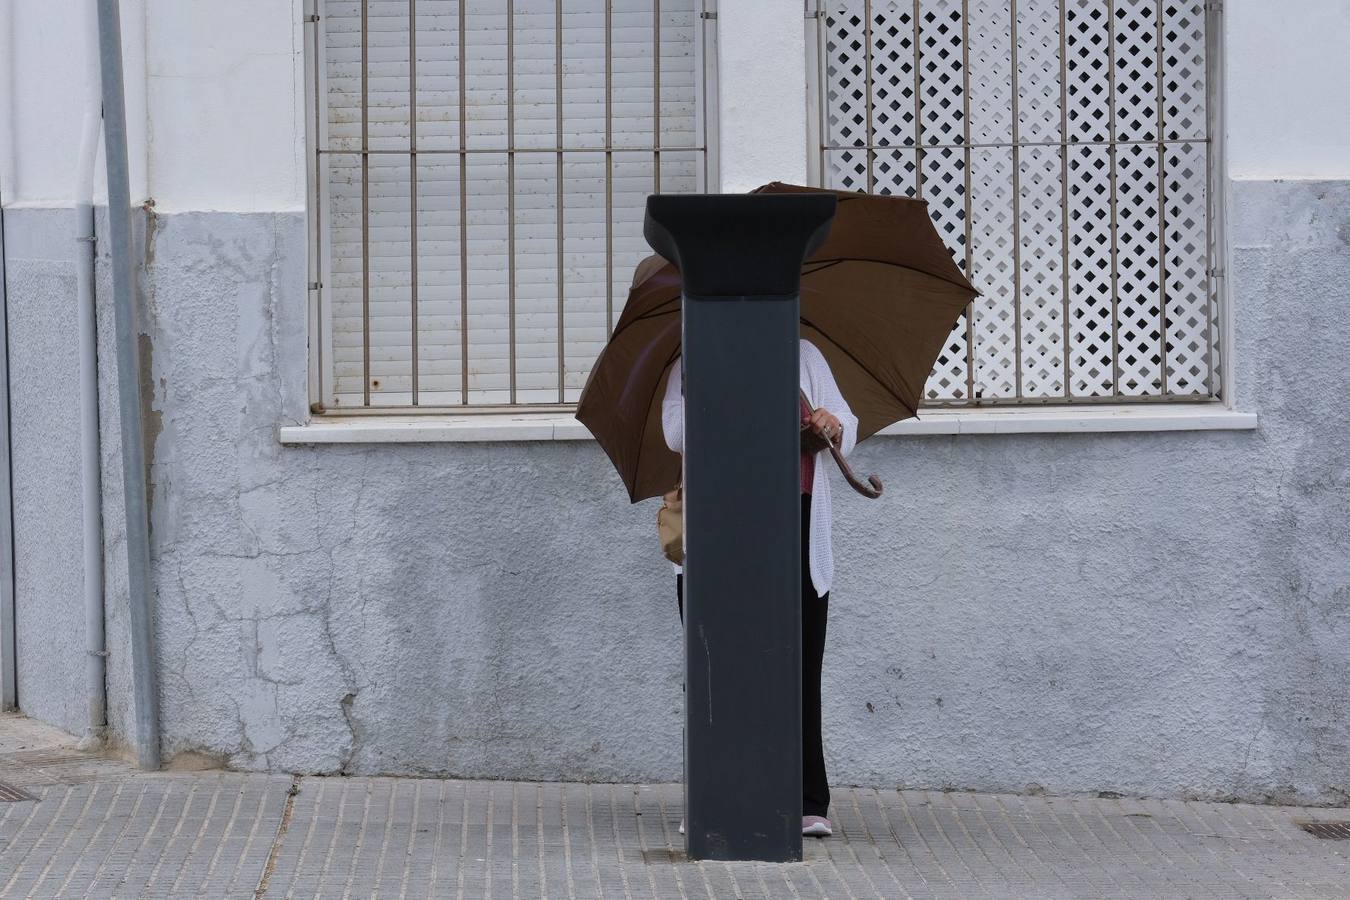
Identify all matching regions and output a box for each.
[319,0,704,408]
[819,0,1216,404]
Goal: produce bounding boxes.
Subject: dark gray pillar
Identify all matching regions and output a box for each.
[644,193,837,863]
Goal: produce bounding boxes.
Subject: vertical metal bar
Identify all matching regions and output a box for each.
[361,0,371,406]
[458,0,469,404]
[912,0,923,198]
[605,0,614,335]
[1155,0,1168,394]
[960,0,975,402]
[507,0,517,403]
[1009,0,1023,397]
[410,0,420,405]
[556,0,565,402]
[77,197,107,744]
[1107,0,1120,397]
[700,0,716,190]
[653,0,662,192]
[699,0,710,188]
[1209,128,1220,396]
[1204,0,1218,399]
[311,3,330,412]
[0,198,15,712]
[1058,0,1071,398]
[703,0,720,190]
[805,0,826,188]
[863,0,875,191]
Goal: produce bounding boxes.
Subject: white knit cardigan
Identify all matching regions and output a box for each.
[661,339,859,598]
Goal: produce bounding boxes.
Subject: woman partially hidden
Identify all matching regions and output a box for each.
[661,338,859,839]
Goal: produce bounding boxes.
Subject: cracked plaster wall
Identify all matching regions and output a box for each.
[2,178,1348,802]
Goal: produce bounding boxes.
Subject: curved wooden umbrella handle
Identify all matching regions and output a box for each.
[827,443,883,498]
[800,391,884,499]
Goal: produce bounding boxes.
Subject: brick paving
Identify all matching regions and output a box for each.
[1,715,1349,898]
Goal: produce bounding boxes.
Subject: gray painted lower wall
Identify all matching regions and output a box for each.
[2,178,1347,803]
[2,210,89,736]
[1,208,135,743]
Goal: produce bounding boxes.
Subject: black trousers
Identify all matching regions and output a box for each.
[676,493,831,819]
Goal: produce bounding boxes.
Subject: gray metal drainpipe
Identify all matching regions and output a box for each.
[0,188,15,714]
[76,0,107,753]
[0,0,17,714]
[95,0,161,770]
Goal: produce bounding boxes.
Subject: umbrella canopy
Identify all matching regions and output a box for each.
[576,182,978,503]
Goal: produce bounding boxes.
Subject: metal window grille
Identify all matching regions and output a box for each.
[808,0,1222,404]
[306,0,715,411]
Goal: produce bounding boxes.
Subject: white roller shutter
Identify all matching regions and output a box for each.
[315,0,710,409]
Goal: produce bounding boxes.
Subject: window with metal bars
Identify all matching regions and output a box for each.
[306,1,714,411]
[808,0,1222,405]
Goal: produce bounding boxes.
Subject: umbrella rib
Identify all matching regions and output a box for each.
[607,292,681,342]
[802,259,846,276]
[799,315,919,423]
[803,255,979,294]
[614,257,976,349]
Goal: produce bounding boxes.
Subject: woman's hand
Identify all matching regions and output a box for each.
[801,408,844,453]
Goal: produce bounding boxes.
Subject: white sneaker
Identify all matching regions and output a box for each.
[802,815,833,837]
[681,816,831,836]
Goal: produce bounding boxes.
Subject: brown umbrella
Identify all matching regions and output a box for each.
[576,181,978,504]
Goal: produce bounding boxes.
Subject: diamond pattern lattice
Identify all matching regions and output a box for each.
[819,0,1216,403]
[923,144,970,400]
[1066,144,1114,396]
[1016,0,1064,145]
[1065,0,1112,144]
[871,149,920,197]
[1164,141,1210,395]
[1162,1,1207,141]
[1113,0,1160,143]
[969,148,1017,399]
[967,0,1013,144]
[919,0,965,147]
[824,7,872,150]
[1114,141,1163,395]
[1018,144,1065,397]
[870,2,918,147]
[825,148,876,193]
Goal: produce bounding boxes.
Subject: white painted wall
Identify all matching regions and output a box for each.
[2,0,1350,209]
[714,0,809,192]
[1225,0,1350,179]
[711,0,1350,186]
[2,0,147,206]
[0,0,301,211]
[144,0,306,212]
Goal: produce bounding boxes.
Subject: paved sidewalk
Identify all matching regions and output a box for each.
[1,715,1349,898]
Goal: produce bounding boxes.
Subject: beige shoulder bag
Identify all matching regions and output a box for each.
[657,483,684,565]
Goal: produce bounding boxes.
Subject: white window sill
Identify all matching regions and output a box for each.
[278,404,1257,445]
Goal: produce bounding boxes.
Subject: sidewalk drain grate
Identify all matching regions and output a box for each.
[1296,821,1350,840]
[0,780,36,802]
